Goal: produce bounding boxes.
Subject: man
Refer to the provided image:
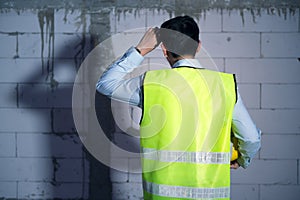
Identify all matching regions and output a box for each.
[97,15,261,200]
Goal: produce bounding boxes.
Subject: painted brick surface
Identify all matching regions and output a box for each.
[262,84,300,109]
[145,10,172,29]
[201,33,260,57]
[53,109,76,132]
[19,84,73,108]
[260,185,300,200]
[0,84,17,107]
[0,158,54,181]
[129,172,142,183]
[18,182,88,199]
[0,5,299,200]
[231,159,297,184]
[238,84,260,109]
[18,33,42,58]
[0,59,45,83]
[17,133,82,157]
[112,183,143,200]
[0,108,51,132]
[231,184,259,200]
[115,10,147,33]
[110,158,129,173]
[129,158,142,174]
[55,10,91,33]
[53,59,78,83]
[225,58,300,83]
[18,33,90,59]
[197,10,222,33]
[223,9,299,32]
[0,34,17,58]
[110,169,129,183]
[0,182,17,198]
[260,135,300,159]
[262,33,300,57]
[113,133,140,153]
[110,32,145,57]
[55,158,88,182]
[0,133,16,157]
[0,10,40,33]
[249,109,300,134]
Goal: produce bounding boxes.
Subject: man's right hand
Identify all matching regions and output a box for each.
[136,27,160,56]
[230,160,240,169]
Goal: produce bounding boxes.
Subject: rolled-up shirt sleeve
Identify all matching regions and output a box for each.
[96,47,144,106]
[232,91,261,168]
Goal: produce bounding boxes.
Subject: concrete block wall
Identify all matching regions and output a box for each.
[0,5,299,200]
[0,9,93,199]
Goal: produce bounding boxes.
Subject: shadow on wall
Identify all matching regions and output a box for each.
[12,8,114,199]
[6,2,299,199]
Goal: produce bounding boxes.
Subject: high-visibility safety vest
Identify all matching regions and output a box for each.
[140,67,237,200]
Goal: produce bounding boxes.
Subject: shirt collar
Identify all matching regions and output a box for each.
[172,59,203,69]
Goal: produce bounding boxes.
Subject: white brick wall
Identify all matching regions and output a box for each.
[231,160,298,184]
[202,33,261,57]
[225,58,300,83]
[0,5,299,200]
[261,33,300,57]
[0,109,52,132]
[112,183,143,200]
[0,84,17,107]
[262,84,300,109]
[0,7,91,199]
[223,9,299,32]
[0,182,17,198]
[18,84,73,108]
[0,34,16,58]
[18,182,88,199]
[0,158,54,181]
[17,133,82,157]
[231,184,259,200]
[260,185,300,200]
[238,84,260,109]
[250,109,300,134]
[0,133,16,157]
[0,59,45,83]
[260,135,300,159]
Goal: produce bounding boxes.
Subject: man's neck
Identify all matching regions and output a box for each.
[168,55,195,67]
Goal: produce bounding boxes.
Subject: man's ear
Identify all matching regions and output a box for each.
[196,41,201,53]
[161,43,168,57]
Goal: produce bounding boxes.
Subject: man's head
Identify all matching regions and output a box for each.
[160,15,200,62]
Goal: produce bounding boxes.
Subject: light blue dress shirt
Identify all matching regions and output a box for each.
[97,46,261,168]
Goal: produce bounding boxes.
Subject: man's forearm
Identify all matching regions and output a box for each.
[232,92,261,168]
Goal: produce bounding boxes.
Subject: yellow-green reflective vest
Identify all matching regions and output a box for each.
[140,67,237,200]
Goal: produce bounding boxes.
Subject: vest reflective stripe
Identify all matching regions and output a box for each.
[142,148,230,164]
[143,181,230,199]
[140,68,236,199]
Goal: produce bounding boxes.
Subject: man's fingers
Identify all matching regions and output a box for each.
[230,161,240,169]
[136,27,160,56]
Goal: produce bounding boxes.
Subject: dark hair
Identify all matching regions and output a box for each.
[160,15,200,58]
